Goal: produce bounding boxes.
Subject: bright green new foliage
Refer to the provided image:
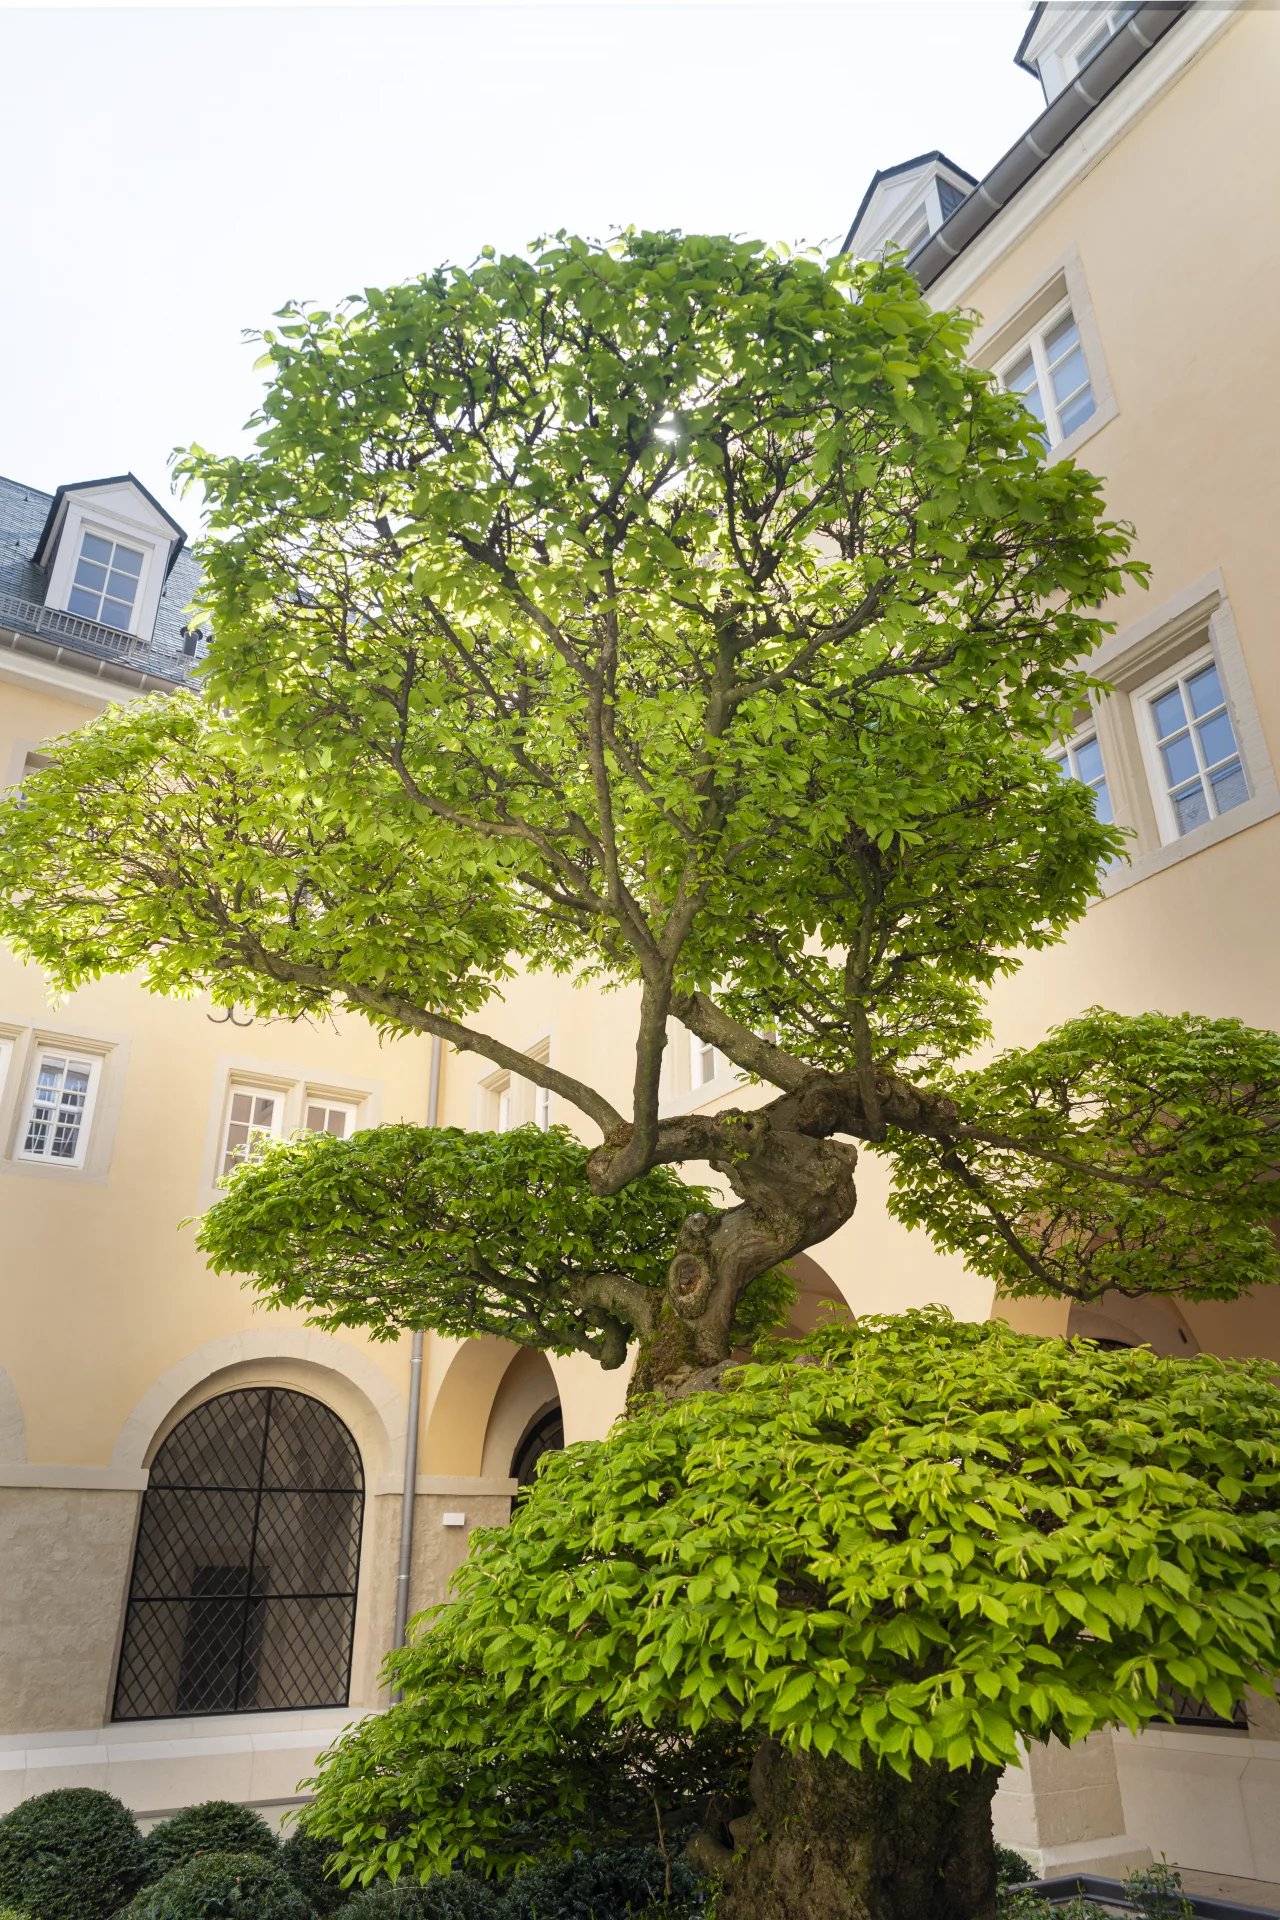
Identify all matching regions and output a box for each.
[197,1123,786,1363]
[303,1313,1280,1887]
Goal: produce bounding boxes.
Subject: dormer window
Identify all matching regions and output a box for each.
[1015,2,1142,104]
[67,532,145,632]
[32,473,188,650]
[841,152,977,264]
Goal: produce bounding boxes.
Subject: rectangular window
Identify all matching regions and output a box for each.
[19,1049,101,1167]
[303,1097,359,1139]
[220,1086,283,1178]
[1067,3,1139,75]
[482,1073,514,1133]
[1137,655,1249,841]
[1050,729,1113,824]
[66,531,144,632]
[999,304,1096,450]
[526,1040,552,1130]
[689,1036,718,1089]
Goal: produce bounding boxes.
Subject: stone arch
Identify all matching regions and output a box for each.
[782,1252,855,1339]
[480,1348,561,1481]
[422,1334,522,1476]
[109,1328,407,1484]
[1066,1292,1199,1356]
[0,1363,27,1464]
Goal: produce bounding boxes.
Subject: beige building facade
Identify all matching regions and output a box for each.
[1,0,1278,1892]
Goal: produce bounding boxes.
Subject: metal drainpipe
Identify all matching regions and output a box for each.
[390,1033,441,1697]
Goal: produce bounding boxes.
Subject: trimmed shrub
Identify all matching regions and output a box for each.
[144,1803,278,1881]
[994,1844,1036,1887]
[496,1845,704,1918]
[0,1787,146,1920]
[123,1851,310,1919]
[279,1829,351,1916]
[339,1880,497,1918]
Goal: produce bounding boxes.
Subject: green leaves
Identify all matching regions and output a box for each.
[301,1312,1280,1883]
[196,1124,710,1359]
[886,1009,1280,1301]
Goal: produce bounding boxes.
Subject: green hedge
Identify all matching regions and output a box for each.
[144,1803,278,1881]
[337,1878,497,1918]
[496,1845,703,1917]
[123,1850,311,1919]
[278,1830,351,1916]
[0,1788,146,1920]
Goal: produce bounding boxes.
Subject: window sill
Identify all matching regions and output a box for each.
[1097,789,1280,898]
[659,1072,748,1120]
[1046,388,1118,468]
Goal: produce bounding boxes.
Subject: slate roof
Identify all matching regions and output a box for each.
[0,471,206,684]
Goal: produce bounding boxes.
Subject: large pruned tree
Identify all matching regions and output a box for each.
[3,232,1279,1919]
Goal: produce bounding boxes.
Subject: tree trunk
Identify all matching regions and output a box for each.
[708,1740,999,1920]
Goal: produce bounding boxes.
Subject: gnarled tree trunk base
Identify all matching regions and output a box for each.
[709,1741,999,1920]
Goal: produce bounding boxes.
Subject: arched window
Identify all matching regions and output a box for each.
[113,1388,363,1721]
[511,1404,564,1490]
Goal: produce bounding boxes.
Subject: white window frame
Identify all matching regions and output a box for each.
[0,1032,14,1108]
[17,1046,103,1170]
[480,1071,514,1133]
[1050,724,1113,824]
[1133,648,1251,848]
[689,1034,718,1089]
[525,1040,553,1131]
[1064,2,1139,78]
[302,1093,361,1140]
[219,1082,285,1179]
[995,297,1096,453]
[65,527,147,633]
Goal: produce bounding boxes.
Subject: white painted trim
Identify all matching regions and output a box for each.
[108,1328,408,1477]
[0,644,140,708]
[1085,572,1280,895]
[42,485,180,645]
[14,1043,104,1171]
[195,1050,384,1208]
[0,1023,131,1185]
[929,5,1243,311]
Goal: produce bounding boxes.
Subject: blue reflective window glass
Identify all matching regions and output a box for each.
[1197,710,1238,768]
[80,532,113,566]
[1160,734,1199,789]
[1186,663,1224,719]
[1151,686,1187,739]
[111,544,144,577]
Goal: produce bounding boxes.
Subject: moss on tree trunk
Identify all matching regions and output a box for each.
[710,1741,999,1920]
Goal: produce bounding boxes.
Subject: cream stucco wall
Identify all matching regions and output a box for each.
[2,0,1278,1858]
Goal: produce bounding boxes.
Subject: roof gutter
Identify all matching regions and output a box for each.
[910,3,1193,292]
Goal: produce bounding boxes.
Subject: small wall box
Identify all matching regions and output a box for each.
[442,1511,466,1528]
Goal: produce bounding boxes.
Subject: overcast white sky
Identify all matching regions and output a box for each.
[0,2,1042,522]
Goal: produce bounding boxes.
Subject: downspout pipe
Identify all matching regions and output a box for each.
[390,1033,442,1694]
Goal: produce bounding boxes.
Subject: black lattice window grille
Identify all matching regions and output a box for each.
[511,1404,564,1490]
[113,1387,364,1722]
[1165,1688,1248,1731]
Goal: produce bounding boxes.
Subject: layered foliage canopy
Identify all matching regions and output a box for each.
[1,231,1276,1346]
[303,1313,1280,1886]
[198,1124,791,1365]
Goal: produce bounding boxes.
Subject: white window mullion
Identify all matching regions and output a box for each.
[1027,331,1058,444]
[220,1085,284,1178]
[18,1048,102,1168]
